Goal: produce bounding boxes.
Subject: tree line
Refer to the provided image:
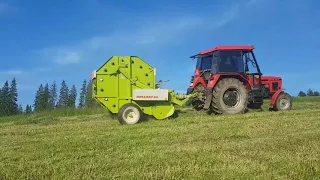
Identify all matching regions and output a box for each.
[0,78,19,117]
[297,88,320,97]
[0,76,319,117]
[0,78,100,117]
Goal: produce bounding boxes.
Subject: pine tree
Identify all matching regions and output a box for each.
[9,78,19,115]
[1,81,10,116]
[85,80,93,107]
[49,81,57,110]
[0,87,3,117]
[18,104,23,114]
[25,104,32,114]
[68,85,77,108]
[29,105,33,113]
[33,84,44,112]
[57,80,69,108]
[24,105,28,113]
[42,83,50,110]
[78,79,87,108]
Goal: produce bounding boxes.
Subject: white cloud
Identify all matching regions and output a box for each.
[33,16,221,63]
[33,0,263,66]
[0,70,23,75]
[131,16,204,45]
[54,51,81,65]
[33,47,82,65]
[101,0,261,45]
[246,0,266,7]
[0,66,53,77]
[0,2,19,16]
[34,67,52,72]
[0,3,9,13]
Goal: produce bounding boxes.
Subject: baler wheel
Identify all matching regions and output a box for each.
[272,92,292,111]
[118,103,143,125]
[211,78,248,114]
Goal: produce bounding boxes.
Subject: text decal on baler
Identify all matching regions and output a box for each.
[133,89,168,101]
[136,95,159,99]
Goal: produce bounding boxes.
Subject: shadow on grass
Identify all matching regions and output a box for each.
[132,109,189,124]
[168,109,193,119]
[170,109,182,119]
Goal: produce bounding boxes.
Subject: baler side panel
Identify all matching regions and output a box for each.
[118,56,133,111]
[94,56,158,114]
[96,74,118,97]
[95,56,121,113]
[131,56,156,89]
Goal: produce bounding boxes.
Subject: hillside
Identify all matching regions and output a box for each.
[0,97,320,179]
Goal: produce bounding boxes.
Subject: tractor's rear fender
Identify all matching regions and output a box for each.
[270,89,285,106]
[188,75,206,93]
[207,74,251,89]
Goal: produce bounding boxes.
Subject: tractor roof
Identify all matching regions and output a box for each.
[200,45,255,55]
[190,45,255,58]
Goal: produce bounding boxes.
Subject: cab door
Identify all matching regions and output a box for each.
[243,51,262,90]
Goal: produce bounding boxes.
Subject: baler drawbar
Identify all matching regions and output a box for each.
[90,56,196,125]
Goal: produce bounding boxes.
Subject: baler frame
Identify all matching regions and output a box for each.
[90,56,196,124]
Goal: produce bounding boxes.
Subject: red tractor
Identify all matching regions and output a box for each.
[187,45,292,114]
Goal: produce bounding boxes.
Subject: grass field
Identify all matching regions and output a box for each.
[1,97,320,179]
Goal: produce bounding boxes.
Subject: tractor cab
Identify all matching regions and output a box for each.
[190,45,262,89]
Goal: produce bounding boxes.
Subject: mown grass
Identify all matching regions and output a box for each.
[0,97,320,179]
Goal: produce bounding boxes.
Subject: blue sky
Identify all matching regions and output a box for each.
[0,0,320,108]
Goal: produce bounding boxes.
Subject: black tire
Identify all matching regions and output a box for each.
[272,92,292,111]
[211,78,249,114]
[117,103,143,125]
[191,85,205,111]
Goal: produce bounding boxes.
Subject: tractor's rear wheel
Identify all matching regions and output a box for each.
[272,92,292,111]
[118,103,143,125]
[211,78,248,114]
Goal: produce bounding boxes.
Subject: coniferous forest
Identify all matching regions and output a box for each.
[0,78,100,117]
[0,77,320,118]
